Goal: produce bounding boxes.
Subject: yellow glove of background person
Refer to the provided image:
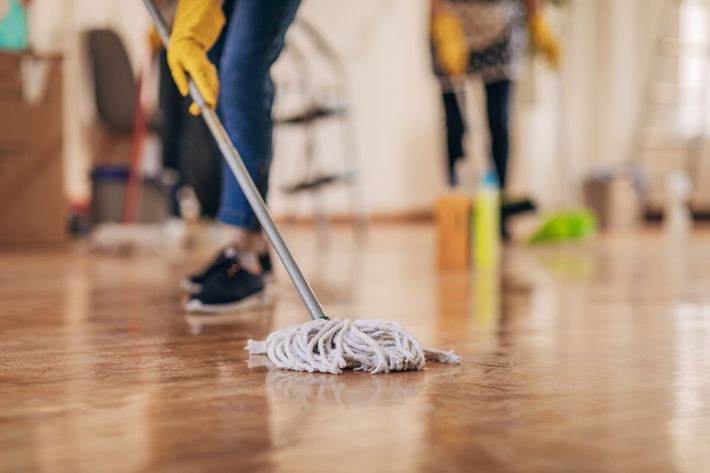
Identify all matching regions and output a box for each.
[431,11,468,77]
[528,12,561,69]
[147,26,163,53]
[168,0,225,116]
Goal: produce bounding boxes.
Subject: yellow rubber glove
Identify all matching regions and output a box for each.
[147,26,163,53]
[528,12,561,69]
[431,10,468,77]
[167,0,225,116]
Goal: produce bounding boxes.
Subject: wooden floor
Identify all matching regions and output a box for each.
[2,224,710,473]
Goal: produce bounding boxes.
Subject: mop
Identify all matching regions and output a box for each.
[144,0,460,374]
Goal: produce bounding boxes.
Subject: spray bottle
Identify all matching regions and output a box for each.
[473,170,500,268]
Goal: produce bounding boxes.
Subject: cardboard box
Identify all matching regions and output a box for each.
[0,51,66,245]
[435,193,472,270]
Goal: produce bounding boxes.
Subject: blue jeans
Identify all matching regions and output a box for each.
[208,0,301,230]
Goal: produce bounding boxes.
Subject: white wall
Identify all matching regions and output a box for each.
[566,0,665,172]
[514,0,665,208]
[269,0,446,218]
[27,0,668,217]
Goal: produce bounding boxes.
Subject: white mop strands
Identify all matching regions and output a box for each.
[246,318,460,374]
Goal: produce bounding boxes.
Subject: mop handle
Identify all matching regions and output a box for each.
[144,0,326,321]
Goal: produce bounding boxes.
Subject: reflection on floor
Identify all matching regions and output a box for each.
[1,224,710,472]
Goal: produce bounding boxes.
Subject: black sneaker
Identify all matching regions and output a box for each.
[181,247,236,293]
[183,248,273,293]
[185,257,267,313]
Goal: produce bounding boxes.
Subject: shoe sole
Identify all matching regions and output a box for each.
[181,278,203,293]
[185,291,271,314]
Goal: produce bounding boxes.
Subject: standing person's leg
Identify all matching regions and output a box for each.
[185,0,301,312]
[484,79,512,190]
[485,79,512,239]
[441,89,466,186]
[159,49,188,216]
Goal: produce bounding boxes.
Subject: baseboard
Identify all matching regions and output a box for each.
[274,210,434,226]
[644,207,710,222]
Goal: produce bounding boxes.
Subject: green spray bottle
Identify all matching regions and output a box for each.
[473,170,500,268]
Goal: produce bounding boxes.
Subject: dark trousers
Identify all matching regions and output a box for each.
[158,51,223,217]
[442,79,512,189]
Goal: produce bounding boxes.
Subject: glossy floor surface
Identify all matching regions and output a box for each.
[2,224,710,472]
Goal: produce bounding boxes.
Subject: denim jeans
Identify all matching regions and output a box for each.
[208,0,301,230]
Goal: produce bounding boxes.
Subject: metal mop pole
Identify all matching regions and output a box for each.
[144,0,326,320]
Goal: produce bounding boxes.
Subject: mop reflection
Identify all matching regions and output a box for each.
[257,366,426,407]
[259,368,433,472]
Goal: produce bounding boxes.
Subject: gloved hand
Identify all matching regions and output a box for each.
[528,12,561,68]
[167,0,225,116]
[431,10,468,77]
[147,26,163,53]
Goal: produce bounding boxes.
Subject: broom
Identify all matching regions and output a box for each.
[143,0,459,374]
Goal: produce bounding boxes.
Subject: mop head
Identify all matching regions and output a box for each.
[246,318,460,374]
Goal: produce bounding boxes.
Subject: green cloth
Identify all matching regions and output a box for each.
[529,209,597,244]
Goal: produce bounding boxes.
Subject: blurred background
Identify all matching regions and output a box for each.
[2,0,710,247]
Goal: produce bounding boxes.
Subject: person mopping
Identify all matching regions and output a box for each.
[147,0,460,372]
[165,0,301,313]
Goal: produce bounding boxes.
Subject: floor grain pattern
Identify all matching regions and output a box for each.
[1,224,710,473]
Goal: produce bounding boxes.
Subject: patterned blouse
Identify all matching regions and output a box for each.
[447,0,528,83]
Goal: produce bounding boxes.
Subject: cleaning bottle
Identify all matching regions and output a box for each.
[473,170,500,268]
